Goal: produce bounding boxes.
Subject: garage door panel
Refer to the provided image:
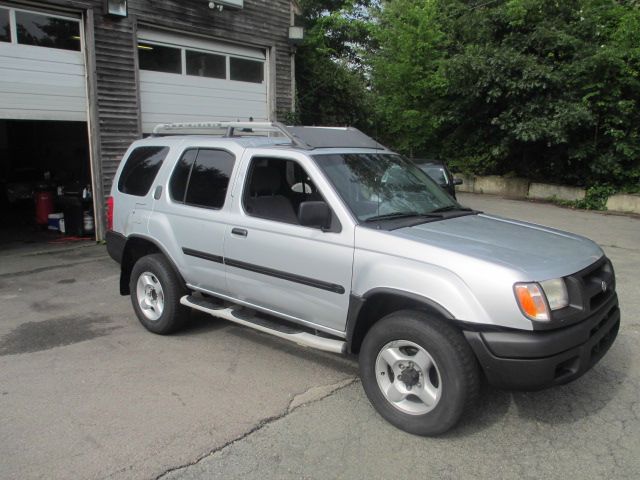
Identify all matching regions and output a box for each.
[0,91,86,109]
[0,108,86,122]
[140,98,266,120]
[0,70,86,90]
[139,74,266,96]
[140,82,265,103]
[138,32,268,134]
[0,23,87,122]
[0,43,84,64]
[140,92,267,112]
[139,29,265,60]
[0,57,85,77]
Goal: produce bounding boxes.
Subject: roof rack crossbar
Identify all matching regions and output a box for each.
[151,121,309,148]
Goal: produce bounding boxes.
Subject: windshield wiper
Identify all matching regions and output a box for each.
[364,211,424,222]
[430,205,474,213]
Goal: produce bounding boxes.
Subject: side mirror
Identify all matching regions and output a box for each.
[298,201,331,230]
[453,178,463,186]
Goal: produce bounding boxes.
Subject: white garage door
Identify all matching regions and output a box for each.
[0,5,87,121]
[138,30,269,134]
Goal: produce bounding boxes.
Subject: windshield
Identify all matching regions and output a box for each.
[313,153,460,222]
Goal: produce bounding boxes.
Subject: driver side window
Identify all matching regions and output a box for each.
[242,157,325,227]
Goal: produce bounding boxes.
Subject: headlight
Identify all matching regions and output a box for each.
[514,278,569,322]
[539,278,569,311]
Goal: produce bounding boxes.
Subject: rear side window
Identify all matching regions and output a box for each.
[169,148,235,209]
[118,146,169,196]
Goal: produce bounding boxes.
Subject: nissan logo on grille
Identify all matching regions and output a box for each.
[601,280,608,293]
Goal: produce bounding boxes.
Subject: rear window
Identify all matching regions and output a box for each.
[169,148,235,209]
[118,146,169,196]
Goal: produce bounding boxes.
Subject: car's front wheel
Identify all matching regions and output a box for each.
[359,310,479,436]
[130,254,189,334]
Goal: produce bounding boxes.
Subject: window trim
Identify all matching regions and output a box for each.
[229,56,265,84]
[8,6,83,52]
[137,40,183,74]
[168,147,236,211]
[137,37,264,83]
[241,155,341,232]
[185,48,227,79]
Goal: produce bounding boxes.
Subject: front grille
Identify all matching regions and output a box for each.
[573,257,615,314]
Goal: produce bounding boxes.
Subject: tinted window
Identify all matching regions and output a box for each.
[16,11,81,51]
[118,147,169,196]
[186,50,226,79]
[230,57,264,83]
[138,42,181,74]
[169,149,197,202]
[0,9,10,43]
[184,150,235,209]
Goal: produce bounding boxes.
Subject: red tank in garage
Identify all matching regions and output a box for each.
[35,191,54,226]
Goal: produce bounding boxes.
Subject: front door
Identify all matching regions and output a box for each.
[223,153,354,335]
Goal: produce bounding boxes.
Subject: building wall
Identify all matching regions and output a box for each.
[27,0,294,238]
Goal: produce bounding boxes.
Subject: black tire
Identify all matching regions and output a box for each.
[359,310,479,436]
[129,253,189,335]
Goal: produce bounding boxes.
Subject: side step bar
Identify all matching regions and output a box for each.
[180,295,347,354]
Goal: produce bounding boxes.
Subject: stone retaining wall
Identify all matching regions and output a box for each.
[453,174,639,214]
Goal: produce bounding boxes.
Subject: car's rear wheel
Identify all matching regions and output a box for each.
[130,254,189,334]
[359,310,479,436]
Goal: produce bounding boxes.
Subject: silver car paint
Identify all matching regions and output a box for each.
[111,138,604,335]
[222,148,356,333]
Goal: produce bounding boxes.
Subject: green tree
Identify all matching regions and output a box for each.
[294,1,377,129]
[372,0,640,189]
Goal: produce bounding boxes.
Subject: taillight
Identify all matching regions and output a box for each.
[106,196,114,231]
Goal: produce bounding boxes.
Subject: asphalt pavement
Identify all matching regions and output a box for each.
[1,193,639,479]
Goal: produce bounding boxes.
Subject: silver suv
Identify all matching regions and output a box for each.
[106,122,620,435]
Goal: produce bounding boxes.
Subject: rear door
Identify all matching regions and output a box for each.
[148,145,239,295]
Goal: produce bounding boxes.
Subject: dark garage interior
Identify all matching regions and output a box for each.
[0,120,95,250]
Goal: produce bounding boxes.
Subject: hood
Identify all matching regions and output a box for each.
[390,213,603,280]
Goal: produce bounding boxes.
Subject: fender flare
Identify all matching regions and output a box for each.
[120,234,185,295]
[345,287,455,353]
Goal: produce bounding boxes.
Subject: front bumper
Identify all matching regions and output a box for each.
[464,294,620,390]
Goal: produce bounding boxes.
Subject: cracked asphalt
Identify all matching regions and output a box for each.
[1,193,639,479]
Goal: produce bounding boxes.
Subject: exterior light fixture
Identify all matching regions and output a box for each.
[104,0,127,18]
[288,26,304,45]
[208,0,244,9]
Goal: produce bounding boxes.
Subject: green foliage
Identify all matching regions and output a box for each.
[573,184,617,210]
[370,0,640,190]
[294,1,377,129]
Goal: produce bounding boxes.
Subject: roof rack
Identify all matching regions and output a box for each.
[151,121,386,150]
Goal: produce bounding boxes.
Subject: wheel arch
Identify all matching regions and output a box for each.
[120,235,185,295]
[346,288,455,354]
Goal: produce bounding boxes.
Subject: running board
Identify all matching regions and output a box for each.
[180,295,346,354]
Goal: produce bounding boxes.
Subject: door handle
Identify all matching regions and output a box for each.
[231,228,248,237]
